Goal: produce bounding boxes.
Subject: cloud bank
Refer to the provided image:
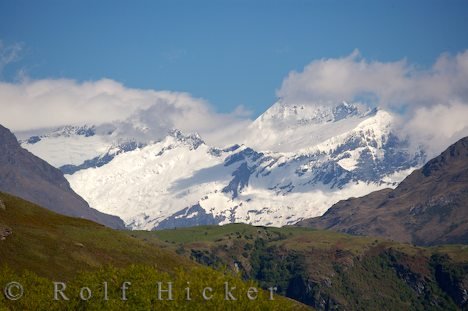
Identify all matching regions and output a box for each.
[1,50,467,155]
[278,49,468,108]
[0,78,251,147]
[277,50,468,156]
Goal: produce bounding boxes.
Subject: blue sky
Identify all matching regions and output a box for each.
[1,0,468,116]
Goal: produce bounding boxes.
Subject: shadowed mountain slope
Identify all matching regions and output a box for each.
[298,137,468,246]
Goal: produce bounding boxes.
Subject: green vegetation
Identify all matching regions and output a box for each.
[130,224,468,310]
[0,192,309,310]
[131,223,306,244]
[0,192,189,280]
[0,265,306,310]
[2,190,467,310]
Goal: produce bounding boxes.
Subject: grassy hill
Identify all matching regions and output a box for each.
[0,192,309,310]
[0,192,188,280]
[129,224,468,310]
[2,190,467,310]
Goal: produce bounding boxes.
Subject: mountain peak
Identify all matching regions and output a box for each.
[254,100,368,128]
[332,101,360,121]
[55,125,96,137]
[169,129,205,149]
[0,124,19,148]
[244,101,379,153]
[422,136,468,177]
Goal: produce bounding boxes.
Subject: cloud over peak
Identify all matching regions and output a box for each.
[277,50,468,156]
[0,50,467,156]
[0,78,251,147]
[277,49,468,110]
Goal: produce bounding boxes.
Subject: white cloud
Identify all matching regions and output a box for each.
[399,101,468,157]
[0,78,251,147]
[277,50,468,156]
[278,49,468,108]
[1,50,467,156]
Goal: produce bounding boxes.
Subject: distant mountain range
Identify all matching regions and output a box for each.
[298,136,468,246]
[1,109,467,309]
[0,124,125,229]
[18,101,426,230]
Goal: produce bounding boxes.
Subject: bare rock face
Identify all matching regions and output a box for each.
[0,225,12,240]
[0,198,5,210]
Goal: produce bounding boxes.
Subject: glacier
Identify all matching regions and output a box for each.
[19,101,425,230]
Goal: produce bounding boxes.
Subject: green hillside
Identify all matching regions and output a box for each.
[0,192,309,310]
[0,192,189,279]
[2,190,467,310]
[129,224,468,310]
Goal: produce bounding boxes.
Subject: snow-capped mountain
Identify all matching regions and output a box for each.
[17,123,149,170]
[19,101,425,230]
[243,101,372,152]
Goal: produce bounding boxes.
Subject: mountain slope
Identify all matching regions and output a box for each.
[297,136,468,246]
[17,124,144,169]
[62,103,424,230]
[242,101,373,152]
[0,124,125,229]
[0,191,186,279]
[0,192,307,310]
[130,224,468,310]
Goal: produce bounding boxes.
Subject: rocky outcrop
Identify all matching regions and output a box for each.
[431,254,468,309]
[0,225,12,240]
